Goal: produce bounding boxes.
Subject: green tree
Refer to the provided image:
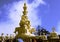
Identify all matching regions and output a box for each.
[36,25,50,35]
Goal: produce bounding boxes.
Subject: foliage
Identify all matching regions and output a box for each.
[36,25,50,35]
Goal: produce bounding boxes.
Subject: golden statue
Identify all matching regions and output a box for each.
[14,2,35,39]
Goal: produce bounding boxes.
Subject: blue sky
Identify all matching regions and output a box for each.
[0,0,60,35]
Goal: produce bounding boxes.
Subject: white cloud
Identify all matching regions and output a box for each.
[0,0,46,35]
[0,23,15,35]
[56,22,60,34]
[28,0,46,8]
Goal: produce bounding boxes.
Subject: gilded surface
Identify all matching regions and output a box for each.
[14,3,35,39]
